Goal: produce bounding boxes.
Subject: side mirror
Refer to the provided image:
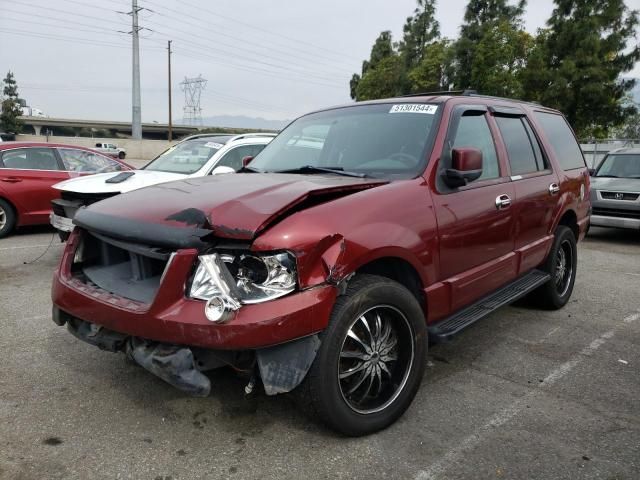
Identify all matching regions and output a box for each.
[211,165,235,175]
[242,155,254,167]
[443,147,483,188]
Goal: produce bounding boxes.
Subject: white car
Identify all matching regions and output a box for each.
[94,142,127,159]
[50,133,275,237]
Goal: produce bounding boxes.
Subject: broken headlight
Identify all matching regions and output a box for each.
[189,252,297,322]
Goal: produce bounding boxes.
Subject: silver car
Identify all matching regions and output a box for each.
[589,147,640,231]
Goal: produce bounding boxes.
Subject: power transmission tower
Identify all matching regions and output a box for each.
[180,75,207,126]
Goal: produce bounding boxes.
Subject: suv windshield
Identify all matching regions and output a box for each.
[145,139,224,174]
[249,103,439,179]
[596,154,640,178]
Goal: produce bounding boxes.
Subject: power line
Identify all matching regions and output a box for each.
[0,27,162,50]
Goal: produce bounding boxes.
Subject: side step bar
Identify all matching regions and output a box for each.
[428,269,550,341]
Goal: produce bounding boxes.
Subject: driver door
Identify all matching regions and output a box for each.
[431,106,516,311]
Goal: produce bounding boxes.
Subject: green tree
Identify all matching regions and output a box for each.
[398,0,440,68]
[525,0,640,137]
[351,31,403,100]
[455,0,526,89]
[470,20,532,97]
[1,71,23,134]
[407,40,455,92]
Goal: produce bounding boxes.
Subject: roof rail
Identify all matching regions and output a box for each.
[400,89,478,98]
[228,132,278,142]
[178,132,233,142]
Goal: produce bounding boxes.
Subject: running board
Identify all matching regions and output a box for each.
[428,269,550,341]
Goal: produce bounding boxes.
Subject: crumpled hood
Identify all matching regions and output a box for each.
[590,177,640,192]
[74,173,387,246]
[53,170,187,194]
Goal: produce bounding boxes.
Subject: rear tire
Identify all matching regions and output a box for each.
[0,199,16,238]
[118,151,126,159]
[532,226,577,309]
[294,274,427,436]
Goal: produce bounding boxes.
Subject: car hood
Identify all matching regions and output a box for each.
[73,173,387,247]
[53,170,187,194]
[590,177,640,192]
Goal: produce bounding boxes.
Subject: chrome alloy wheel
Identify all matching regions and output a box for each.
[555,239,573,297]
[338,305,414,414]
[0,205,6,230]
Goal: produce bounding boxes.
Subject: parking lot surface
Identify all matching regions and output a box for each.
[0,226,638,480]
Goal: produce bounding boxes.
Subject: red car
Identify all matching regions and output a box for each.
[52,93,590,435]
[0,142,131,237]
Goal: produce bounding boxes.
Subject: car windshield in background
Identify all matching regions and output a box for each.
[249,103,439,179]
[144,140,224,174]
[596,154,640,178]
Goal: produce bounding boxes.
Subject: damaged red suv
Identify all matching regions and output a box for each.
[52,93,590,436]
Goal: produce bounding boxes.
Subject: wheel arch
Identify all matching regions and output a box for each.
[0,194,18,222]
[354,255,427,318]
[556,208,578,240]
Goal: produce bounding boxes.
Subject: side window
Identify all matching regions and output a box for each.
[0,148,60,170]
[59,149,121,173]
[452,114,500,181]
[495,116,545,175]
[534,112,586,170]
[215,144,266,171]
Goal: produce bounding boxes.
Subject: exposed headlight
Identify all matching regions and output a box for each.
[189,251,297,322]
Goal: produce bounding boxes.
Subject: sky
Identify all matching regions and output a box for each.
[1,0,639,124]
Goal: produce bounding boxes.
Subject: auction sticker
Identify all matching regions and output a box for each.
[389,104,438,114]
[205,142,224,149]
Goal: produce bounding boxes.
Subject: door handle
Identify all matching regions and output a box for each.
[0,177,22,183]
[548,183,560,195]
[495,194,512,210]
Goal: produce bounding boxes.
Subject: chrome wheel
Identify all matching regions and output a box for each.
[0,205,6,230]
[338,305,414,414]
[555,239,573,297]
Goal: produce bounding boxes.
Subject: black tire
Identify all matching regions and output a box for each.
[532,226,577,309]
[0,198,16,238]
[294,274,427,436]
[118,151,126,159]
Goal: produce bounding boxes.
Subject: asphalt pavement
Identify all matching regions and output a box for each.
[0,225,638,480]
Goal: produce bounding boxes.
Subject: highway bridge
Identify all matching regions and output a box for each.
[19,115,199,138]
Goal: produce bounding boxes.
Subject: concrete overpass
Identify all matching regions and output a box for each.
[19,116,199,138]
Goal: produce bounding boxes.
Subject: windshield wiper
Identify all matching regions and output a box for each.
[596,174,619,178]
[273,165,367,178]
[238,166,261,173]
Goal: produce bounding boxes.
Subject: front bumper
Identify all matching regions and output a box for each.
[51,237,337,350]
[590,214,640,230]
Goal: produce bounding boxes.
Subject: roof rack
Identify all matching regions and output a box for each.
[400,89,478,97]
[228,132,278,142]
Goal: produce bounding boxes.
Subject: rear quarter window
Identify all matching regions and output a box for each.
[534,112,586,171]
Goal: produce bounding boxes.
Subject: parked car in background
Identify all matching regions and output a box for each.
[0,142,131,237]
[94,142,126,159]
[51,93,590,436]
[50,133,275,238]
[590,147,640,231]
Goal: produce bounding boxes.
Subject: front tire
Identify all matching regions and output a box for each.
[296,274,427,436]
[533,226,577,309]
[0,199,16,238]
[118,151,126,159]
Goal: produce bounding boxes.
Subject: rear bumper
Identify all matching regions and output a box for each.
[51,240,337,349]
[590,215,640,230]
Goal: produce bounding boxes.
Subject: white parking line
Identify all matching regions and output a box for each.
[415,311,640,480]
[0,243,64,251]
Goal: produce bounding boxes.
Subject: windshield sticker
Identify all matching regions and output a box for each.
[389,104,438,114]
[205,142,224,149]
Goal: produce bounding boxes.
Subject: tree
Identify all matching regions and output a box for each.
[408,40,455,92]
[398,0,440,68]
[455,0,526,89]
[470,20,532,97]
[526,0,640,137]
[1,71,23,134]
[351,31,403,100]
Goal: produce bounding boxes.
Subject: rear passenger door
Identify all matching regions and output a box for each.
[0,147,70,224]
[491,108,560,273]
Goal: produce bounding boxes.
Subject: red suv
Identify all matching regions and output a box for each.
[52,93,590,436]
